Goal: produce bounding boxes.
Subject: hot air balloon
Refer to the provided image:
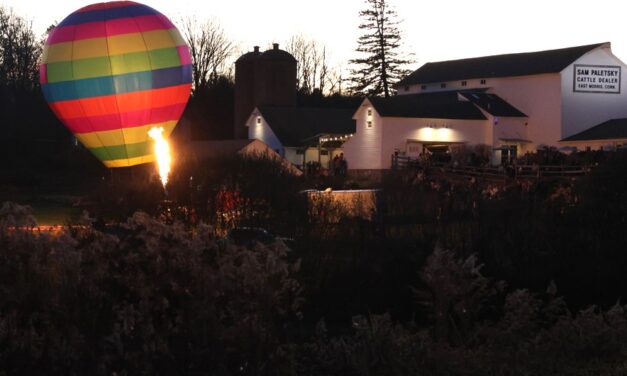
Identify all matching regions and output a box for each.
[40,1,192,168]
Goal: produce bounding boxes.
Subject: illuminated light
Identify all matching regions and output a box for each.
[148,126,172,188]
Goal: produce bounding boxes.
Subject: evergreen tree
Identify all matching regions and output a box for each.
[349,0,412,97]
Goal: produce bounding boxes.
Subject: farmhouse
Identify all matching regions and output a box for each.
[343,42,627,169]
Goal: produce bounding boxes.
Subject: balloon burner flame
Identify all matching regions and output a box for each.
[148,126,171,188]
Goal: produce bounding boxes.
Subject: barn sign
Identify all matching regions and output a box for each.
[573,64,621,93]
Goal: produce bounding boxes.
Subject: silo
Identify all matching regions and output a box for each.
[254,43,297,108]
[233,43,297,139]
[234,46,262,139]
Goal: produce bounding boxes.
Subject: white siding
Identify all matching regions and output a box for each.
[403,79,491,94]
[343,101,384,169]
[487,74,562,149]
[246,109,284,154]
[490,115,532,163]
[493,118,528,143]
[561,46,627,139]
[284,147,303,167]
[381,117,490,168]
[401,74,562,149]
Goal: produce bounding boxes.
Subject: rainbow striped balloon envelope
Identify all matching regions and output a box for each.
[40,1,192,168]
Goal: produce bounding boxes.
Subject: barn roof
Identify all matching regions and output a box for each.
[397,42,607,86]
[258,106,356,146]
[459,92,527,117]
[561,118,627,142]
[367,91,487,120]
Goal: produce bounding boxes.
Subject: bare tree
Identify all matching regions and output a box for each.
[285,35,336,95]
[181,17,235,91]
[285,35,309,92]
[326,66,345,96]
[0,7,41,91]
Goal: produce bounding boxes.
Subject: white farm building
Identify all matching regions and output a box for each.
[343,42,627,169]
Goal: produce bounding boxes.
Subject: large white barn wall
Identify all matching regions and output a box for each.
[560,46,627,139]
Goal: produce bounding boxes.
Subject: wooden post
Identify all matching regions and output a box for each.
[318,139,321,165]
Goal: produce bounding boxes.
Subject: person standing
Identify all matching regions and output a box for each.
[339,153,347,175]
[332,154,340,176]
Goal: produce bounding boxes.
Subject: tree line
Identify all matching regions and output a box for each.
[0,0,411,98]
[184,0,412,97]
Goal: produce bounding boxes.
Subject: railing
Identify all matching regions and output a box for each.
[391,155,588,178]
[391,155,423,170]
[445,164,587,178]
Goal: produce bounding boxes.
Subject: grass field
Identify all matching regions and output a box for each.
[31,201,82,226]
[1,196,84,226]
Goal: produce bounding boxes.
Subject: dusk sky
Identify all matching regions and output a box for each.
[4,0,627,73]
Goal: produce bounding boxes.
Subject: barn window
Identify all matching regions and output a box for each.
[461,81,467,86]
[480,79,487,85]
[256,116,261,125]
[440,83,446,88]
[367,121,373,128]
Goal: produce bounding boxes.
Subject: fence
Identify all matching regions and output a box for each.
[391,155,588,179]
[391,155,423,170]
[445,164,587,179]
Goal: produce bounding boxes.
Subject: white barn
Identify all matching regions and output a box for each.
[247,106,355,170]
[344,42,627,169]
